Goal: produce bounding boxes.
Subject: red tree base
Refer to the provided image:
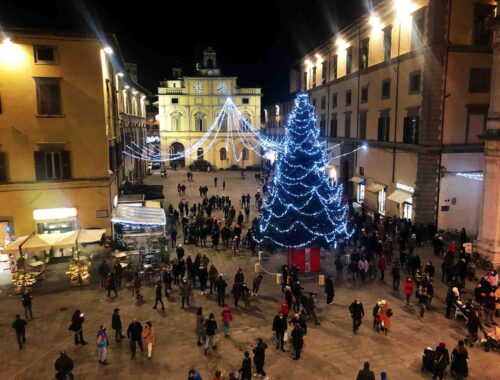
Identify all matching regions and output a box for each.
[288,247,320,273]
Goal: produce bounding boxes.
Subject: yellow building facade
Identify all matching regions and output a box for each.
[158,48,262,169]
[288,0,495,236]
[0,30,148,239]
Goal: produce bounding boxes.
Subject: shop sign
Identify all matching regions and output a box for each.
[396,182,415,194]
[33,207,77,221]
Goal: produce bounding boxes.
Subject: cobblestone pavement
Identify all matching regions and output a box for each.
[0,170,498,380]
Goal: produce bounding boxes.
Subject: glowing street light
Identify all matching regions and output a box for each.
[117,72,124,77]
[3,37,12,45]
[335,38,348,53]
[395,0,414,21]
[369,13,382,32]
[103,46,114,55]
[315,53,322,62]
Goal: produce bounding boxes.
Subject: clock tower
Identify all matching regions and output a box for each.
[158,48,262,169]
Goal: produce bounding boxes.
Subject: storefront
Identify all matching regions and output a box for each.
[366,182,387,215]
[349,176,366,204]
[33,207,78,234]
[387,183,415,220]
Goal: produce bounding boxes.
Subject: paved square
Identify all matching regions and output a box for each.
[0,169,498,380]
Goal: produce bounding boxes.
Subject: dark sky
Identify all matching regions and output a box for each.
[0,0,370,104]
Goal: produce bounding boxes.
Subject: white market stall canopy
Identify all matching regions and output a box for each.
[111,205,166,226]
[2,235,31,254]
[22,234,61,251]
[78,229,106,244]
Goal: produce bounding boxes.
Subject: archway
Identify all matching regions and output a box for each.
[169,142,185,169]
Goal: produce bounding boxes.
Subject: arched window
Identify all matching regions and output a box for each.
[207,58,213,68]
[220,147,227,161]
[242,148,249,160]
[240,112,251,131]
[195,113,205,132]
[197,148,204,160]
[171,112,181,131]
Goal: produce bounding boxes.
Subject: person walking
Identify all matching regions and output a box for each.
[221,306,233,337]
[432,342,450,380]
[272,311,287,351]
[21,290,33,320]
[12,314,27,349]
[403,276,414,305]
[111,308,125,342]
[209,265,219,295]
[239,351,252,380]
[196,307,205,346]
[171,227,177,248]
[417,286,429,320]
[451,340,469,379]
[356,362,375,380]
[215,275,227,307]
[70,310,87,345]
[466,310,481,346]
[106,272,118,297]
[127,318,144,359]
[378,255,387,281]
[180,278,193,309]
[325,275,335,304]
[252,273,263,296]
[391,262,401,290]
[214,177,218,188]
[153,282,165,310]
[291,323,304,360]
[231,281,241,310]
[54,351,74,380]
[349,298,365,334]
[142,321,156,359]
[188,369,203,380]
[133,272,143,301]
[252,338,269,380]
[96,325,109,365]
[204,313,218,355]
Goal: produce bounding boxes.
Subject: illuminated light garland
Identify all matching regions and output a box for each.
[255,92,353,249]
[455,172,483,181]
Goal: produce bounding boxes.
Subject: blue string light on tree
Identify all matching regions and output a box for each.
[255,92,353,249]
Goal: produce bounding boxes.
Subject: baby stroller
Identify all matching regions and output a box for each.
[480,326,500,352]
[421,347,435,372]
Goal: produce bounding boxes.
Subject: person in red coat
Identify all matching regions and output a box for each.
[221,306,233,337]
[378,255,387,281]
[281,299,290,318]
[403,276,414,305]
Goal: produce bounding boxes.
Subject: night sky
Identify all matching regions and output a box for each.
[0,0,370,104]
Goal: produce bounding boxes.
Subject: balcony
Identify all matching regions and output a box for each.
[235,88,261,95]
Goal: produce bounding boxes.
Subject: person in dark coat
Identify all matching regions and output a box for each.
[12,314,27,349]
[98,260,110,288]
[291,323,304,360]
[356,361,375,380]
[451,340,468,378]
[54,351,74,380]
[349,298,365,334]
[433,342,450,380]
[252,338,268,378]
[21,290,33,320]
[70,309,87,345]
[272,311,287,351]
[152,282,165,310]
[215,275,227,307]
[127,318,144,359]
[111,308,125,342]
[106,271,118,297]
[289,312,308,336]
[239,351,252,380]
[325,275,335,304]
[466,310,481,346]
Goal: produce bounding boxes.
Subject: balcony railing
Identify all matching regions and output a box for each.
[158,88,186,95]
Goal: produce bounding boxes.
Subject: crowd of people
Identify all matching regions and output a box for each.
[8,166,499,380]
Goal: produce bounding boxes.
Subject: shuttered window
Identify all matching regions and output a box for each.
[34,151,71,180]
[0,152,7,182]
[34,77,62,115]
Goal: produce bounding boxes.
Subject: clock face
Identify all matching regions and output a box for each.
[193,82,204,93]
[217,81,228,94]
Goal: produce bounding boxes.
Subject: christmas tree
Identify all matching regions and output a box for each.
[257,93,352,249]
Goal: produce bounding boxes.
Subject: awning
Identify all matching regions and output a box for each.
[22,234,60,251]
[111,205,166,226]
[53,231,79,249]
[366,183,386,193]
[78,229,106,244]
[349,176,365,184]
[387,189,413,204]
[2,236,31,254]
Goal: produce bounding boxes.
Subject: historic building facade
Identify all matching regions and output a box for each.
[157,48,262,169]
[288,0,496,237]
[0,30,148,238]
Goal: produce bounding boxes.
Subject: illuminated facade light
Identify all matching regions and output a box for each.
[124,85,130,89]
[103,46,114,55]
[305,59,312,66]
[369,14,382,32]
[117,72,124,77]
[3,37,12,45]
[315,53,322,62]
[395,0,414,20]
[33,207,78,221]
[132,90,138,95]
[335,38,348,52]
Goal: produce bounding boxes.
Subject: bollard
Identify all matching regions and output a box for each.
[255,263,261,273]
[276,273,282,285]
[318,274,325,286]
